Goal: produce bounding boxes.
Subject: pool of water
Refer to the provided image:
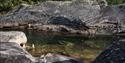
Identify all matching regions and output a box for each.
[24,31,113,63]
[0,29,113,63]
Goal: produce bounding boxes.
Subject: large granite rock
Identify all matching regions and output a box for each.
[0,1,100,23]
[0,42,36,63]
[0,31,27,47]
[0,1,100,31]
[0,0,124,35]
[93,37,125,63]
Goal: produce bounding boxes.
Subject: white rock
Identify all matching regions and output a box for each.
[0,31,27,47]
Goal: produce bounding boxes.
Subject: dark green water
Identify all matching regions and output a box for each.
[0,29,113,62]
[24,31,113,62]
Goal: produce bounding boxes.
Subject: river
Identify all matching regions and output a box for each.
[25,30,113,63]
[0,29,113,63]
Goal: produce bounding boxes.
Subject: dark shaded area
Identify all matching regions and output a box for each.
[48,16,89,30]
[53,59,83,63]
[93,36,125,63]
[107,0,125,5]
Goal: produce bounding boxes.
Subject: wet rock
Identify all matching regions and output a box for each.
[0,31,27,47]
[93,37,125,63]
[0,42,36,63]
[39,53,83,63]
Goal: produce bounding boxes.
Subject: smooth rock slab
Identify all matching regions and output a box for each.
[0,42,36,63]
[0,31,27,46]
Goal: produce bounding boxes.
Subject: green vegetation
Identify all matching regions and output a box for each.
[0,0,46,12]
[107,0,125,5]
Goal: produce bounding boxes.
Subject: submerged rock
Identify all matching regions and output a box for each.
[93,37,125,63]
[0,31,27,47]
[39,53,83,63]
[0,42,36,63]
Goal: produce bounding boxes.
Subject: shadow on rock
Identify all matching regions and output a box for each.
[93,37,125,63]
[53,59,83,63]
[48,16,89,30]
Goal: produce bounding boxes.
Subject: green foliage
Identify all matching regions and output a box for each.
[106,0,125,5]
[0,0,46,12]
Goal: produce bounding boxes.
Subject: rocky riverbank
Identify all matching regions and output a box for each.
[0,0,124,35]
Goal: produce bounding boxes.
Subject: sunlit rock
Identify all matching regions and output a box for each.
[0,31,27,48]
[73,0,107,7]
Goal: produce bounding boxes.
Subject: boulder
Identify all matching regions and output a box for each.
[0,42,36,63]
[0,31,27,47]
[93,37,125,63]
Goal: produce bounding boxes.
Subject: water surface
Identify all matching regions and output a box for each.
[25,31,113,63]
[0,29,113,63]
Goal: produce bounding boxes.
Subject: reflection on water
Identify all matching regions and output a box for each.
[25,31,113,63]
[0,29,113,63]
